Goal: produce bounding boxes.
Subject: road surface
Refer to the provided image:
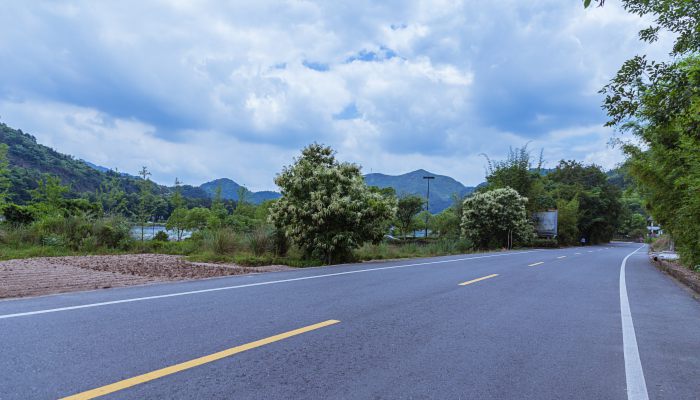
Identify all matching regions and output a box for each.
[1,242,698,399]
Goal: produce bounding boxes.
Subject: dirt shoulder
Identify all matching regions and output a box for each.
[0,254,293,299]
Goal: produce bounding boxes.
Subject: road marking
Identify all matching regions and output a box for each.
[60,319,340,400]
[459,274,498,286]
[0,250,544,320]
[619,245,648,400]
[528,262,544,267]
[557,256,566,259]
[588,250,594,253]
[575,252,582,255]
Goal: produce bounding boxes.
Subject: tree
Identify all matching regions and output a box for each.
[431,207,460,238]
[556,197,580,245]
[166,207,188,241]
[209,185,228,228]
[97,169,129,216]
[0,143,9,209]
[185,207,211,231]
[482,145,550,214]
[546,160,622,244]
[461,187,533,249]
[395,195,424,238]
[269,143,397,263]
[136,166,154,242]
[30,174,69,216]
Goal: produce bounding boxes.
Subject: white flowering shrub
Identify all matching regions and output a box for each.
[461,187,534,249]
[269,144,397,264]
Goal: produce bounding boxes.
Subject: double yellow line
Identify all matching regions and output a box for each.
[61,320,341,400]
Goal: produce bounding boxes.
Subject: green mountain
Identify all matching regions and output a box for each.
[1,122,475,212]
[0,123,155,203]
[364,169,475,213]
[199,178,280,203]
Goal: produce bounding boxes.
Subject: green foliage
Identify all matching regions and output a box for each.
[591,0,699,265]
[185,207,211,231]
[201,228,240,255]
[30,174,69,216]
[483,145,540,196]
[269,143,397,264]
[246,226,273,256]
[481,145,553,215]
[153,230,169,242]
[3,204,35,225]
[136,166,154,241]
[546,160,623,244]
[0,143,9,209]
[432,207,461,238]
[556,197,579,245]
[461,187,534,249]
[166,207,188,241]
[395,195,424,237]
[617,56,700,265]
[208,185,228,228]
[96,171,129,217]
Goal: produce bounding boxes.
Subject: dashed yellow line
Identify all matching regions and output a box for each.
[528,262,544,267]
[459,274,499,286]
[60,319,341,400]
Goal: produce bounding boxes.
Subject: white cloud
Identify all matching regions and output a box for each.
[0,0,670,188]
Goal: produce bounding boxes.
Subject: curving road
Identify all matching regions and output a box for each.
[0,242,698,399]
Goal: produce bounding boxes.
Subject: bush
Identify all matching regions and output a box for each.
[530,238,559,248]
[153,230,169,242]
[247,227,272,256]
[3,204,35,225]
[93,216,131,248]
[202,228,239,255]
[41,234,65,247]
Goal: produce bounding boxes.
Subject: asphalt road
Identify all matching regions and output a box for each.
[1,243,699,399]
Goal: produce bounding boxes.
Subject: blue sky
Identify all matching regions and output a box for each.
[0,1,670,190]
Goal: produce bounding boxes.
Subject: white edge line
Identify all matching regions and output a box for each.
[0,250,543,320]
[620,245,649,400]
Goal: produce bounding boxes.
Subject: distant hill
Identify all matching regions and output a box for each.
[364,169,475,213]
[199,178,281,204]
[0,123,157,203]
[1,122,474,210]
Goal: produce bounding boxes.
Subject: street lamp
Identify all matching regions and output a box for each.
[423,176,435,239]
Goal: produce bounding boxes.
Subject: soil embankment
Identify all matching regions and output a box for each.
[0,254,292,299]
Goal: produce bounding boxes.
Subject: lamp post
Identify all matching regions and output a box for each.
[423,176,435,239]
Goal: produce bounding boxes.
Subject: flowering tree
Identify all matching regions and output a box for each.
[461,187,533,249]
[269,143,396,263]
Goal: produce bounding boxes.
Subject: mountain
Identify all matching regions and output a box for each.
[0,123,154,202]
[1,122,470,210]
[364,169,475,213]
[199,178,281,204]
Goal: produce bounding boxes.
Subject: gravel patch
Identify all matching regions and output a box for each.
[0,254,293,299]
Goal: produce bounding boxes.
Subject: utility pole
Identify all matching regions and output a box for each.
[423,175,435,239]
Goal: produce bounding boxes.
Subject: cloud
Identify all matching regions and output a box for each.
[0,0,669,188]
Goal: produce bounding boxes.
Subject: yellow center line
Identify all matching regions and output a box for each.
[528,262,544,267]
[459,274,499,286]
[60,319,341,400]
[557,256,566,259]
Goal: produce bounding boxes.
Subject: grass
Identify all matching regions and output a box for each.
[0,244,132,261]
[354,238,474,262]
[1,222,498,268]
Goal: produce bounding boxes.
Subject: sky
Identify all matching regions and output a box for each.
[0,0,671,191]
